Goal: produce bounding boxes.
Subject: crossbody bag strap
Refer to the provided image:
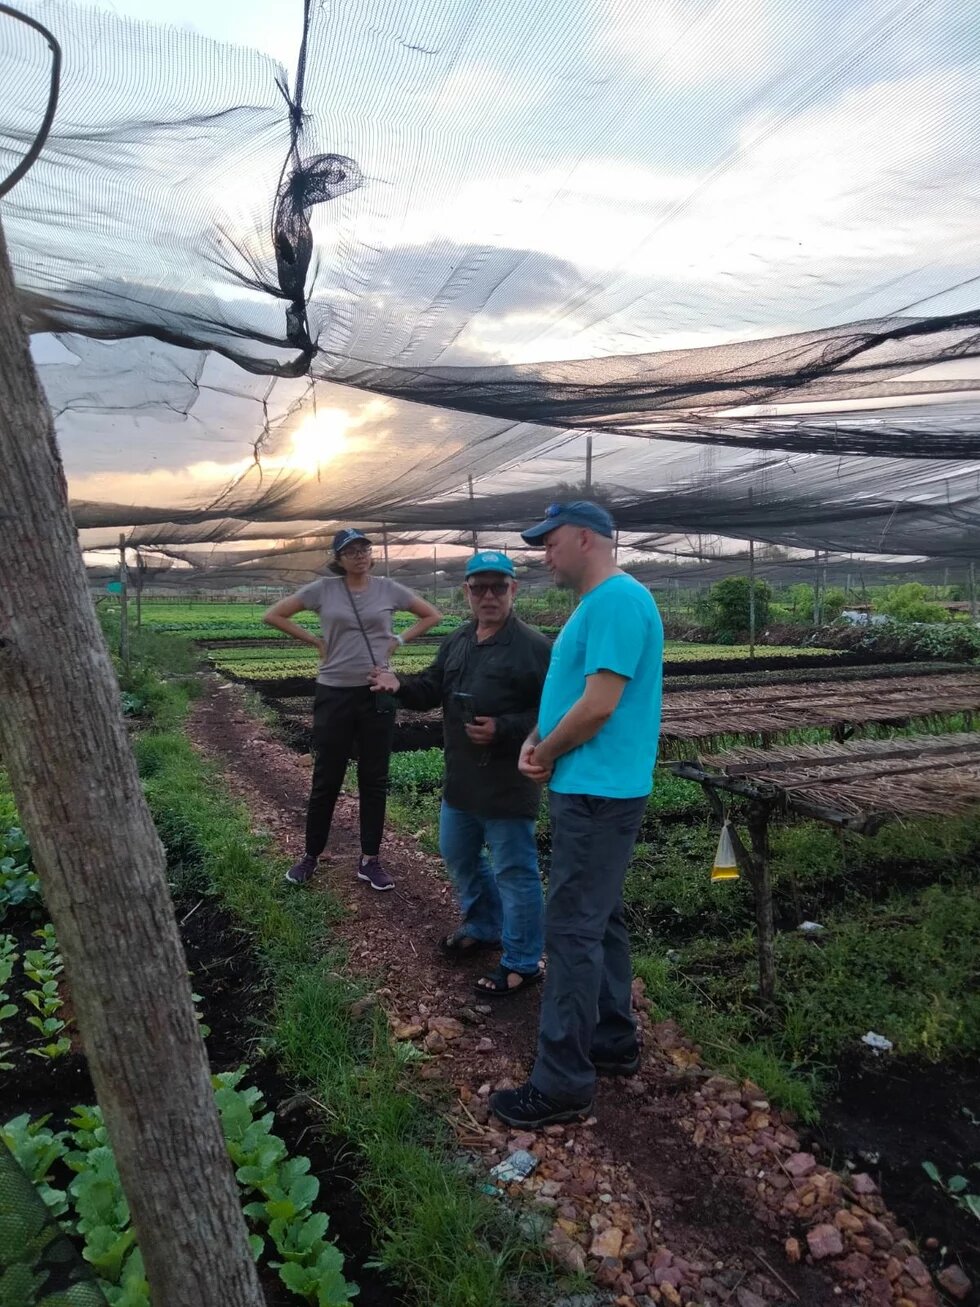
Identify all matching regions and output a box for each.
[343,580,380,668]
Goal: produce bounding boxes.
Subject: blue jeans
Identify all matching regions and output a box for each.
[438,802,544,974]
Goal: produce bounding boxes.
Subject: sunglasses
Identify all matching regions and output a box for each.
[466,580,511,596]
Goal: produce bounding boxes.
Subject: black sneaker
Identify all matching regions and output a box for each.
[489,1081,592,1129]
[357,856,394,891]
[285,853,317,885]
[591,1045,641,1077]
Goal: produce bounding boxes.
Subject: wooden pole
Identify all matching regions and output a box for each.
[812,549,821,626]
[382,524,390,576]
[748,538,756,659]
[118,532,129,666]
[821,551,828,619]
[585,435,593,493]
[432,546,438,604]
[701,786,776,1003]
[135,548,143,631]
[971,562,977,622]
[746,802,776,1004]
[467,475,478,552]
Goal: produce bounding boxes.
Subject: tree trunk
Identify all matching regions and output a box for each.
[0,220,265,1304]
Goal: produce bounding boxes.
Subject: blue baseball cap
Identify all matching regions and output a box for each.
[465,550,516,578]
[332,528,370,554]
[520,500,616,543]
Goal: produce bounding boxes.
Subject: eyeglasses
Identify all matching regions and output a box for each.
[341,544,372,556]
[466,580,510,596]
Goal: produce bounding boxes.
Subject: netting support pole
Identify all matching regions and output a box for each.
[118,533,129,667]
[467,475,478,553]
[585,435,593,494]
[432,547,438,605]
[135,548,143,631]
[812,549,821,626]
[971,562,977,622]
[748,538,756,659]
[382,524,390,576]
[614,528,619,565]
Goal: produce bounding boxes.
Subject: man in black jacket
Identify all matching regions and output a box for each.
[370,551,552,996]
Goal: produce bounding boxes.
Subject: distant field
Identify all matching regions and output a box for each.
[662,641,836,661]
[209,644,435,680]
[136,601,463,641]
[208,638,836,683]
[137,602,834,676]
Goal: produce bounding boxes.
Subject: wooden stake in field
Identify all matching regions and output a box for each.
[118,530,129,665]
[468,473,478,552]
[0,218,265,1305]
[748,538,756,659]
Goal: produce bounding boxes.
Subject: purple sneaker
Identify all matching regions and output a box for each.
[357,856,394,892]
[285,853,318,885]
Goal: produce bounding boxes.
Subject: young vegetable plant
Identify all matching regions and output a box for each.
[5,1078,357,1307]
[213,1069,358,1305]
[23,925,72,1061]
[922,1160,980,1220]
[1,1112,70,1218]
[0,932,18,1070]
[65,1107,150,1305]
[0,825,41,921]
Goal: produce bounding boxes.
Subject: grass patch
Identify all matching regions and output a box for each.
[631,816,980,1118]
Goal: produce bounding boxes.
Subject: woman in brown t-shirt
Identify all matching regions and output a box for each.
[264,529,441,890]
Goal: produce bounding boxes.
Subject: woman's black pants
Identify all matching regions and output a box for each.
[305,685,395,858]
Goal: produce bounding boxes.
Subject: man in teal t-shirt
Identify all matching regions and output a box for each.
[490,501,663,1129]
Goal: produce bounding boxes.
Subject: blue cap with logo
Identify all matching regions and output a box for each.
[332,527,370,554]
[465,549,516,578]
[520,500,616,543]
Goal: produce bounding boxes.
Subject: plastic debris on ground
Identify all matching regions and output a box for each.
[861,1032,894,1052]
[489,1150,538,1184]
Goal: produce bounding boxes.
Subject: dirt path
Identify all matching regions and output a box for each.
[188,678,944,1307]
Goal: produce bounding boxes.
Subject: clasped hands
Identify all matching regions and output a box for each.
[518,737,553,783]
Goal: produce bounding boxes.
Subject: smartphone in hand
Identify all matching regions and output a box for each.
[452,691,476,724]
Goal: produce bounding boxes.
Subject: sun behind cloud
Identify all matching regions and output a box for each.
[285,407,353,474]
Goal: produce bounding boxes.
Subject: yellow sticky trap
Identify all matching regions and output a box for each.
[711,822,739,882]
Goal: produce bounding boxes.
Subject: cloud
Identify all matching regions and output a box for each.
[592,0,788,87]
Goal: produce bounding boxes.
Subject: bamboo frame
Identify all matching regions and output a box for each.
[669,730,980,1000]
[661,672,980,743]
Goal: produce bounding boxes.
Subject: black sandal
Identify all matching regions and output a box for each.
[474,963,544,998]
[438,929,500,959]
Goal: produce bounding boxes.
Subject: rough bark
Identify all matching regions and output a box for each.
[0,220,265,1304]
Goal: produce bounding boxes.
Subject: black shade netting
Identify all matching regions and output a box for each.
[0,1138,108,1306]
[3,0,980,557]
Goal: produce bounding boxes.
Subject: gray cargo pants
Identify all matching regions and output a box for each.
[531,790,647,1104]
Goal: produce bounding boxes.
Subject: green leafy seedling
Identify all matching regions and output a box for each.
[278,1245,358,1306]
[268,1210,331,1264]
[83,1225,138,1283]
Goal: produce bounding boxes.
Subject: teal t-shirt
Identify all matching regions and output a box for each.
[539,574,663,799]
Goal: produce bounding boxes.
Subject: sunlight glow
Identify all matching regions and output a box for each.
[286,408,352,474]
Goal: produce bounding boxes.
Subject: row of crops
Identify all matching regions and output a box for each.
[205,639,841,684]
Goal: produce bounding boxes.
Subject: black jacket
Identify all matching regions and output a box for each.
[395,615,552,818]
